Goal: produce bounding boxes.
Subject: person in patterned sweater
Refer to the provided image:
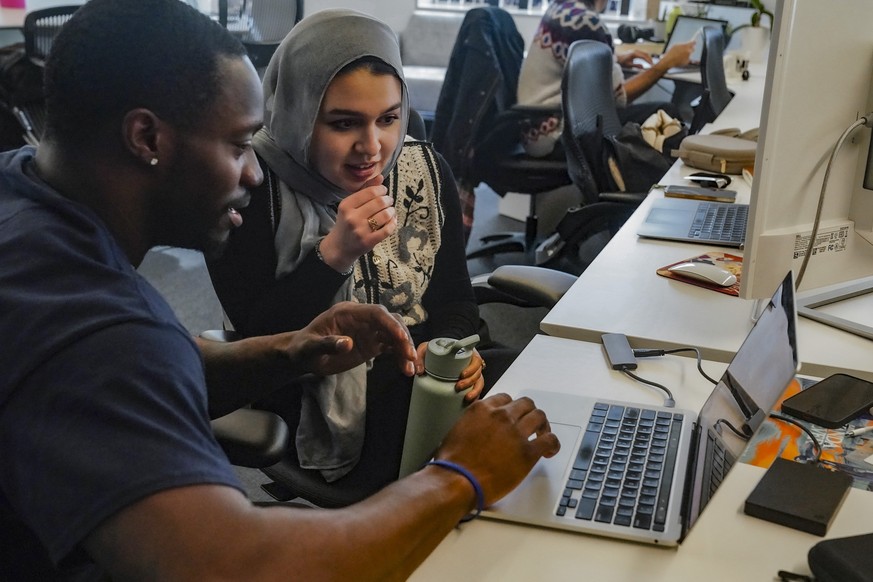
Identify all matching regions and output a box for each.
[517,0,695,157]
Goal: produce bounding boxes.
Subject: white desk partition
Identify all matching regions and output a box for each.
[539,62,873,382]
[410,336,873,581]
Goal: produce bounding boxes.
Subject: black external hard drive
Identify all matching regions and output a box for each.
[743,458,852,536]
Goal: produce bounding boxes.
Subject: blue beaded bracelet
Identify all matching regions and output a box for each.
[426,459,484,523]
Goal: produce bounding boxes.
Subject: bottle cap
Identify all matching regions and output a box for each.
[424,334,480,380]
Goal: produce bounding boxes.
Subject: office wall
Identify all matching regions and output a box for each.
[305,0,414,34]
[307,1,780,38]
[304,1,543,47]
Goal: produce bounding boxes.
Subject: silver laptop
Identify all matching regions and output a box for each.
[483,271,798,546]
[645,15,728,73]
[636,197,748,247]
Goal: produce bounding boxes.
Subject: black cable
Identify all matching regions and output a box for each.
[714,418,749,440]
[769,412,823,465]
[633,346,719,385]
[621,369,675,408]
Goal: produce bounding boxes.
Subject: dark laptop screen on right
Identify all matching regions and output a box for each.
[685,271,798,530]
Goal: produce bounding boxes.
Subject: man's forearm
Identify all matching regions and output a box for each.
[87,469,476,582]
[196,334,304,418]
[297,465,477,581]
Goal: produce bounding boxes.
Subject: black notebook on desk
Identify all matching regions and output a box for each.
[482,272,798,546]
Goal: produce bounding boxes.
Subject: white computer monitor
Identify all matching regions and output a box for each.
[741,0,873,338]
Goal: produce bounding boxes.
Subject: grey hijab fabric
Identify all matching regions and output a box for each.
[254,8,409,203]
[253,9,410,481]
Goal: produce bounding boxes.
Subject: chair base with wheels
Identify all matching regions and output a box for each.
[465,190,539,260]
[463,107,572,261]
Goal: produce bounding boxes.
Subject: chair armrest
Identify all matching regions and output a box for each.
[473,265,577,309]
[599,191,648,204]
[199,329,242,342]
[210,408,289,469]
[200,330,290,468]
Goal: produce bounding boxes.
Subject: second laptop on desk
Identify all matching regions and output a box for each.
[640,15,729,74]
[483,271,797,546]
[636,197,748,247]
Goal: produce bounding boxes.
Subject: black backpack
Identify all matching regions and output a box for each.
[602,121,686,193]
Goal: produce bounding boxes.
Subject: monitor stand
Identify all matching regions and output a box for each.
[796,275,873,341]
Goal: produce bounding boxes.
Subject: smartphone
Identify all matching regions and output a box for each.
[781,373,873,428]
[684,172,732,189]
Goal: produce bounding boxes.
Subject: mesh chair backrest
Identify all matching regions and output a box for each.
[218,0,302,70]
[247,0,302,42]
[561,40,622,204]
[220,0,302,42]
[700,26,732,118]
[23,6,80,66]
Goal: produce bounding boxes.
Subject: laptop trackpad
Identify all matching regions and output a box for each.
[486,422,581,516]
[647,207,694,225]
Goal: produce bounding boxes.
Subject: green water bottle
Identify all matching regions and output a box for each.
[398,334,480,478]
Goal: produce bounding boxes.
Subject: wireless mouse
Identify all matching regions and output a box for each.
[667,261,737,287]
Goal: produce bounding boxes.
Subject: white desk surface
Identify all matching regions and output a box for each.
[411,335,873,581]
[540,63,873,382]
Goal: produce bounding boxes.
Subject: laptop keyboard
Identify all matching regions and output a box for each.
[688,202,748,243]
[556,402,684,532]
[701,427,736,507]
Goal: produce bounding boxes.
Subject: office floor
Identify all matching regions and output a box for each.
[137,183,549,502]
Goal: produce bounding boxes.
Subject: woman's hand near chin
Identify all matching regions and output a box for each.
[320,174,396,272]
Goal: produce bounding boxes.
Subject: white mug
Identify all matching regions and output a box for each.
[723,51,750,80]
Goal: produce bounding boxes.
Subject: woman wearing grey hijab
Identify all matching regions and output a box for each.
[207,9,496,505]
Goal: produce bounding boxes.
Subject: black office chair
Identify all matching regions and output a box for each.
[431,7,571,261]
[407,107,427,142]
[690,26,734,135]
[1,6,80,146]
[23,5,79,67]
[536,40,648,275]
[218,0,303,70]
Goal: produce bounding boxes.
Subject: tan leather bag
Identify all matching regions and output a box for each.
[671,130,758,175]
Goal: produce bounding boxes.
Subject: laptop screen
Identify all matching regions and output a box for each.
[683,271,798,532]
[664,15,729,63]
